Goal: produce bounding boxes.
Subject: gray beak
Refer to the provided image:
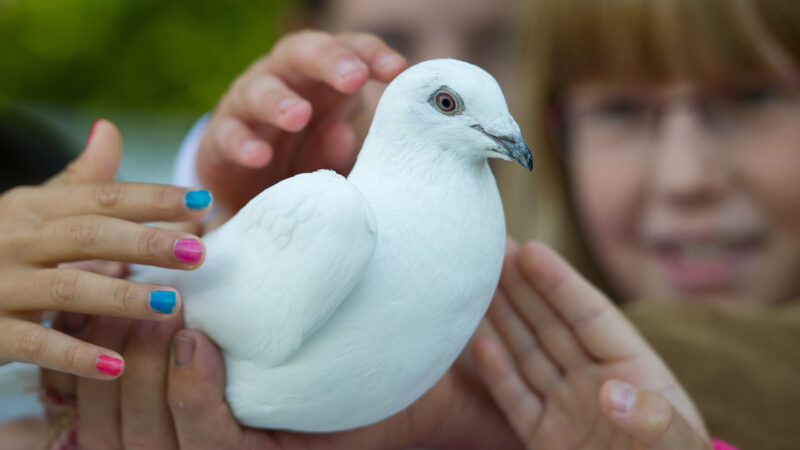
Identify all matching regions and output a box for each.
[473,125,533,171]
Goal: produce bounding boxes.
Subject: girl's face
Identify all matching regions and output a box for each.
[564,73,800,306]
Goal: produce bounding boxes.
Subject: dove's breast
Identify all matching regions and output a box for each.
[180,170,379,366]
[227,161,506,431]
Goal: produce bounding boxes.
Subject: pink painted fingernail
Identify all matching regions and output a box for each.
[86,119,101,146]
[174,238,203,264]
[96,355,123,376]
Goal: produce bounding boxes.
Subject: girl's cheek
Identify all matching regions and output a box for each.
[570,154,648,299]
[571,155,643,245]
[738,133,800,239]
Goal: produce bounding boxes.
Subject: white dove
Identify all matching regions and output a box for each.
[135,58,532,432]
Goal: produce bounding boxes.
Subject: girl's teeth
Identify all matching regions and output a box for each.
[679,242,727,260]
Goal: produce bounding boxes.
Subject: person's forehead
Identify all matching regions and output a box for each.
[327,0,514,31]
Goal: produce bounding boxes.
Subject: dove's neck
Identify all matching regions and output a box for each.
[347,129,504,248]
[348,131,489,190]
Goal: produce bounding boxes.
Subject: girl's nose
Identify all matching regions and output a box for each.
[649,105,730,209]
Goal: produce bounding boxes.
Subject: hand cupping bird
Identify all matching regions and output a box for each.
[132,59,531,431]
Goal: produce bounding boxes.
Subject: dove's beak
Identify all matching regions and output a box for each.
[494,134,532,171]
[473,125,533,171]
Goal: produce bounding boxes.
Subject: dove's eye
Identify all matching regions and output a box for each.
[437,93,455,111]
[430,87,463,116]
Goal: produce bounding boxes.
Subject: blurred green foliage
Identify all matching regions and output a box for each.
[0,0,296,111]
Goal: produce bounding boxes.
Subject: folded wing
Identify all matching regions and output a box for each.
[137,170,377,368]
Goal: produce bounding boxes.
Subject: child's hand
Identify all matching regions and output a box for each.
[0,120,210,379]
[196,30,407,213]
[472,240,713,450]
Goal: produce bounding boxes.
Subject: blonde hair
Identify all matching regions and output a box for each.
[496,0,800,294]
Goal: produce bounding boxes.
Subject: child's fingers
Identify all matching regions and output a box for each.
[517,242,651,361]
[310,120,359,174]
[284,118,357,176]
[227,73,312,133]
[599,380,712,450]
[167,330,252,449]
[59,260,129,278]
[152,221,203,235]
[47,119,122,185]
[500,240,591,372]
[486,290,562,395]
[23,217,204,268]
[205,116,275,169]
[0,316,123,379]
[76,316,130,449]
[269,30,370,94]
[120,318,183,449]
[471,335,543,443]
[336,32,408,81]
[39,312,90,422]
[2,269,180,319]
[19,183,212,222]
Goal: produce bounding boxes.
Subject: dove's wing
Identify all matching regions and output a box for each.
[145,170,377,368]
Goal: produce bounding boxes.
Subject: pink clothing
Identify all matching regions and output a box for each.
[712,438,738,450]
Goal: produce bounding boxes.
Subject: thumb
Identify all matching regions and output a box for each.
[167,330,258,449]
[49,119,122,185]
[599,380,713,450]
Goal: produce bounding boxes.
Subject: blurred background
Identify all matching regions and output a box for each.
[1,0,295,186]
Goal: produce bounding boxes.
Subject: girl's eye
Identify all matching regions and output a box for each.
[727,86,783,106]
[436,93,456,112]
[593,98,649,119]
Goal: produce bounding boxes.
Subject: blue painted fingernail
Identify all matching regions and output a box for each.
[184,190,212,210]
[150,291,176,314]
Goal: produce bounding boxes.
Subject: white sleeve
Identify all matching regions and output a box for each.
[172,114,210,188]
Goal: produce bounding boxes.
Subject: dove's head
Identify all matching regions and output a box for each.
[366,58,532,171]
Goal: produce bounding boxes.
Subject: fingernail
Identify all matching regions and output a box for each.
[96,355,123,376]
[174,238,202,264]
[375,52,403,70]
[86,119,101,146]
[278,98,301,114]
[149,290,177,314]
[184,190,212,210]
[609,380,636,414]
[337,59,366,79]
[241,140,265,158]
[174,334,195,366]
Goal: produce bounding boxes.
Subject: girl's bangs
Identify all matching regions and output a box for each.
[530,0,800,87]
